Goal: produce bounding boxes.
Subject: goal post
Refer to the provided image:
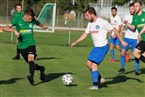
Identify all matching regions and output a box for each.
[34,3,56,32]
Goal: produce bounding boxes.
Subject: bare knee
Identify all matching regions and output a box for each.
[133,49,140,58]
[120,50,126,56]
[116,45,121,51]
[28,54,35,62]
[86,60,92,69]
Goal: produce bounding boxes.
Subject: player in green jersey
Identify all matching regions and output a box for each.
[2,9,48,86]
[124,0,145,63]
[8,3,24,60]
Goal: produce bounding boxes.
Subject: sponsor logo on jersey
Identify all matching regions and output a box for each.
[90,30,99,34]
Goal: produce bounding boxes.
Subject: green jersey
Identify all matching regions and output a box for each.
[11,17,37,49]
[132,11,145,41]
[11,11,24,31]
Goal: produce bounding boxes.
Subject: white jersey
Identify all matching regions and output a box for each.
[110,15,121,36]
[123,14,138,39]
[85,18,113,47]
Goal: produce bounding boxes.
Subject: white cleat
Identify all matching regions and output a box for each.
[89,86,99,90]
[100,78,105,84]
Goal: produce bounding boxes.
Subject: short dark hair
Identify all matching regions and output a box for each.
[111,7,117,11]
[24,9,35,18]
[84,7,96,16]
[129,3,134,7]
[15,3,22,8]
[134,0,142,6]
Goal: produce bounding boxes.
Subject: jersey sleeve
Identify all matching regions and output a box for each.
[131,15,136,26]
[10,13,17,26]
[85,23,90,34]
[102,19,114,32]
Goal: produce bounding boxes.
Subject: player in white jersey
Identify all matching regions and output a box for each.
[71,7,127,90]
[118,3,140,75]
[109,7,122,62]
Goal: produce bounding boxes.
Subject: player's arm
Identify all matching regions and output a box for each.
[112,27,127,47]
[71,32,88,47]
[35,20,48,30]
[124,21,136,30]
[1,27,20,37]
[138,25,145,41]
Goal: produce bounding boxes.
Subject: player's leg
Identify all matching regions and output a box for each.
[88,45,109,90]
[21,46,45,85]
[118,38,129,73]
[133,41,145,63]
[131,39,140,75]
[12,39,20,60]
[109,36,116,62]
[119,49,126,73]
[115,37,121,51]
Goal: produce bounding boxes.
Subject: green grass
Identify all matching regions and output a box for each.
[0,31,145,97]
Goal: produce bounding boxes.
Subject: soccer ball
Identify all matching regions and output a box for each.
[62,74,73,85]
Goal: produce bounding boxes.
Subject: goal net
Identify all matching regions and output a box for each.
[34,3,56,32]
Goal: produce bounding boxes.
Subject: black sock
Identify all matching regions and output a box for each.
[35,64,42,70]
[29,61,36,78]
[139,55,145,63]
[17,46,20,57]
[93,82,98,86]
[98,74,102,82]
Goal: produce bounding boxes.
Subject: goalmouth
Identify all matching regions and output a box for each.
[34,3,56,32]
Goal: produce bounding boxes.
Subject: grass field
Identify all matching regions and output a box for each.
[0,31,145,97]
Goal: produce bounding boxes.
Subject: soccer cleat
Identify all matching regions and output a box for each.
[135,72,140,76]
[12,55,20,60]
[109,59,116,62]
[118,68,125,73]
[27,76,34,86]
[100,78,106,84]
[40,66,45,81]
[89,86,99,90]
[125,53,130,62]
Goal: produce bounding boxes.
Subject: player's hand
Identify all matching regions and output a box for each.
[42,25,48,30]
[71,42,77,47]
[122,41,128,47]
[14,30,20,37]
[138,34,142,41]
[123,20,128,25]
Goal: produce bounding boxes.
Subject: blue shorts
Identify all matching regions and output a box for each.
[121,38,137,51]
[88,44,109,65]
[110,36,120,45]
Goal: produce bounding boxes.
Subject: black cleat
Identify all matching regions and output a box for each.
[135,72,140,76]
[27,76,34,86]
[12,55,20,60]
[118,68,125,73]
[40,66,45,81]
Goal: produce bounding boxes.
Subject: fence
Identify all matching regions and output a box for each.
[0,0,145,29]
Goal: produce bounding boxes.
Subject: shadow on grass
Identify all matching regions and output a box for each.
[125,68,145,75]
[36,57,62,60]
[0,78,23,85]
[115,58,134,62]
[35,72,77,86]
[100,75,143,88]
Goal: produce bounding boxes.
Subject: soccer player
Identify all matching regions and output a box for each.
[124,0,145,64]
[71,7,127,90]
[8,3,24,60]
[109,7,122,62]
[2,9,48,86]
[118,3,140,75]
